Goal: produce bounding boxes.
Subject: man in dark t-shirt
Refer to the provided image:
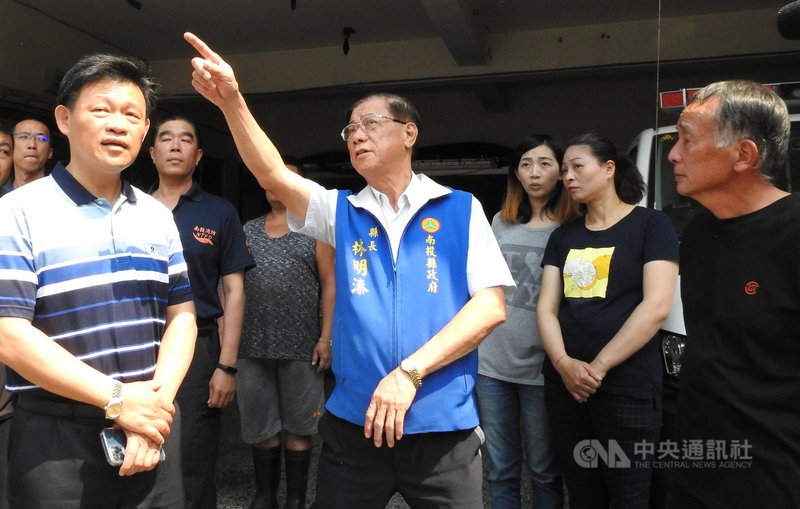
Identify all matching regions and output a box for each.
[667,80,800,508]
[150,114,254,509]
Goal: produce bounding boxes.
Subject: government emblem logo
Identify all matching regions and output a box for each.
[420,217,440,233]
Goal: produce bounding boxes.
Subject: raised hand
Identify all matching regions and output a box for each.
[184,32,241,107]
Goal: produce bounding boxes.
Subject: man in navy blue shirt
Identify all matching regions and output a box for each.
[151,114,254,509]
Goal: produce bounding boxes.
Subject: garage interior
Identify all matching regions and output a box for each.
[1,0,799,219]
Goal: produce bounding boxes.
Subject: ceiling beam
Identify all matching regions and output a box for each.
[419,0,490,66]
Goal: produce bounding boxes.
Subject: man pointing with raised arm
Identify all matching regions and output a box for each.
[185,33,514,508]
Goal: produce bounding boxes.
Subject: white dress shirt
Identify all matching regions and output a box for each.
[287,172,515,296]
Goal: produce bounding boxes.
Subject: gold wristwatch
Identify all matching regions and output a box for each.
[104,380,123,420]
[400,359,422,389]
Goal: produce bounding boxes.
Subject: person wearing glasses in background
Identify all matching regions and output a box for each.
[2,118,53,193]
[185,32,514,509]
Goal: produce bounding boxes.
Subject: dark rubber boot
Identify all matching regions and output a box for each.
[283,448,311,509]
[250,445,281,509]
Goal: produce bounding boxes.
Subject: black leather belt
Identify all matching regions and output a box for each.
[17,394,106,420]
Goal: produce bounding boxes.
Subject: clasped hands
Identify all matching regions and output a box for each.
[555,356,604,403]
[114,380,174,476]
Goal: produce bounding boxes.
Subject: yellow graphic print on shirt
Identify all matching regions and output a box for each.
[563,247,614,298]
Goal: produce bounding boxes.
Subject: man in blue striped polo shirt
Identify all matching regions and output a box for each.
[0,54,197,508]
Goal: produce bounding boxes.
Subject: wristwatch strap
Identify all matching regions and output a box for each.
[216,362,238,375]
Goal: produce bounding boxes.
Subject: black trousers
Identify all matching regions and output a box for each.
[312,412,484,509]
[0,415,11,509]
[544,379,662,509]
[175,324,222,509]
[8,396,183,509]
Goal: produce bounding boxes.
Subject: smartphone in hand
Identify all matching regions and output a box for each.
[100,427,165,466]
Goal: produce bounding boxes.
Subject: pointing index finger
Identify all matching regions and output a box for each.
[183,32,220,63]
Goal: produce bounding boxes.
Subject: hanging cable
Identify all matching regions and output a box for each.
[653,0,663,137]
[343,27,355,55]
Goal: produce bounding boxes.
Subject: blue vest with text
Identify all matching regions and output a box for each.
[329,188,478,433]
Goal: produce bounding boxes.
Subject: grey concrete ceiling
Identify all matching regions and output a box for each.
[10,0,792,61]
[3,0,799,174]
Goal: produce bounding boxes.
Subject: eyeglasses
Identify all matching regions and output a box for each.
[13,132,50,144]
[340,114,407,141]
